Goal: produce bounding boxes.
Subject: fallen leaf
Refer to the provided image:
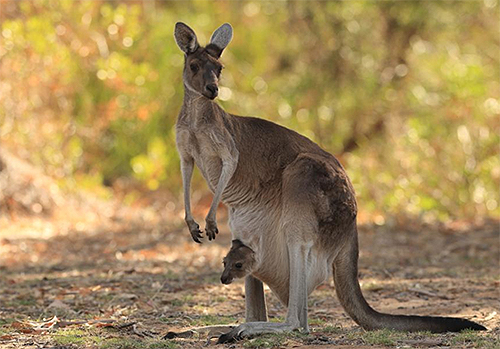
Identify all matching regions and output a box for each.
[33,315,59,331]
[93,320,117,328]
[11,316,60,334]
[484,311,497,321]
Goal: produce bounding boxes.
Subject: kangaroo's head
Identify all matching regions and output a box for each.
[174,22,232,100]
[221,239,256,285]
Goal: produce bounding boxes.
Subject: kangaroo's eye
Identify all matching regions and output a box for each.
[235,262,243,269]
[190,64,199,73]
[217,67,223,76]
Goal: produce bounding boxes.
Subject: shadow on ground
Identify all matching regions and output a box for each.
[0,211,498,348]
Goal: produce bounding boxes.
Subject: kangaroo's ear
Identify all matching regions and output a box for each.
[231,239,244,249]
[174,22,199,54]
[231,239,254,253]
[208,23,233,58]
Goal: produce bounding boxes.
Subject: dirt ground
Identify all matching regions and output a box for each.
[0,200,499,349]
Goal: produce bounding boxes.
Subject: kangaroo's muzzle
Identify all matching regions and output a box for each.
[204,84,218,99]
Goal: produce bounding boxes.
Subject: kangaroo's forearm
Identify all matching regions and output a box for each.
[180,156,195,220]
[205,149,238,240]
[206,156,238,219]
[180,155,203,243]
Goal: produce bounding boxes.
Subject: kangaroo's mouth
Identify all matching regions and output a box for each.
[220,275,233,285]
[203,92,217,100]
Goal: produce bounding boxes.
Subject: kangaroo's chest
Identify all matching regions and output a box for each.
[176,126,222,192]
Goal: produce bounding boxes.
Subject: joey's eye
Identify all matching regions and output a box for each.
[190,63,199,73]
[235,262,242,269]
[217,67,223,76]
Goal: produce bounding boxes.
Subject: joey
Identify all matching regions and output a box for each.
[221,240,256,285]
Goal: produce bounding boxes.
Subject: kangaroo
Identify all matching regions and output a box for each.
[174,22,486,342]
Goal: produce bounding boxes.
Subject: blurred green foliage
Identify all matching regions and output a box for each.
[0,0,498,222]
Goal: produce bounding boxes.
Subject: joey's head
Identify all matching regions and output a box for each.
[174,22,232,100]
[221,239,256,285]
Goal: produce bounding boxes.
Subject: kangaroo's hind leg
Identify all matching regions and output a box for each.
[218,159,319,343]
[245,275,268,322]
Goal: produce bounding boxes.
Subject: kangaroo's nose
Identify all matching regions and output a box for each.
[205,84,218,99]
[221,274,232,285]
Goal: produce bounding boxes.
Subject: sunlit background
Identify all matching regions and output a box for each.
[0,3,499,347]
[0,0,499,225]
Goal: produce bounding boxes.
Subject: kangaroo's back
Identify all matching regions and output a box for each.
[220,114,340,206]
[174,22,486,340]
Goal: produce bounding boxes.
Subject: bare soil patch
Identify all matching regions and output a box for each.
[0,205,498,348]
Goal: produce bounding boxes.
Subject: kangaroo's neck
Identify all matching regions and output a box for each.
[180,84,227,126]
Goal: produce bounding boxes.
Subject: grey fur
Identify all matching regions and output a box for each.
[210,23,233,51]
[174,23,487,343]
[174,22,199,54]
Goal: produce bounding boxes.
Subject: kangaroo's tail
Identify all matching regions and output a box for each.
[332,226,486,333]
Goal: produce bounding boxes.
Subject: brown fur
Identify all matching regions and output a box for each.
[174,22,486,342]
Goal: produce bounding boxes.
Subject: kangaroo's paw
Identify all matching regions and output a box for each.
[205,219,219,241]
[217,326,245,343]
[186,220,203,243]
[217,322,299,343]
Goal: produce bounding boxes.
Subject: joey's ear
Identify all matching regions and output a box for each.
[231,239,244,249]
[231,239,254,254]
[208,23,233,57]
[174,22,199,54]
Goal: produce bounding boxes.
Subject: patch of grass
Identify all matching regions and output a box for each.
[212,296,227,303]
[451,330,489,348]
[0,318,14,326]
[289,330,312,340]
[53,329,87,346]
[192,304,208,312]
[148,340,178,349]
[17,298,37,306]
[268,316,284,323]
[464,257,490,268]
[361,329,398,346]
[164,271,180,280]
[159,316,173,323]
[239,330,311,348]
[170,299,183,307]
[322,325,342,334]
[5,297,37,307]
[170,294,194,308]
[54,329,179,349]
[308,317,328,326]
[100,337,144,349]
[101,338,178,349]
[182,295,194,303]
[243,333,287,348]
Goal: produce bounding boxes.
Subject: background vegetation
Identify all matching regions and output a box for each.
[1,0,499,223]
[0,3,499,349]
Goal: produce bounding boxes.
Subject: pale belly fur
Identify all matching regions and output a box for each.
[229,206,334,305]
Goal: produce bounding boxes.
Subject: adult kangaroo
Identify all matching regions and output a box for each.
[173,22,486,342]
